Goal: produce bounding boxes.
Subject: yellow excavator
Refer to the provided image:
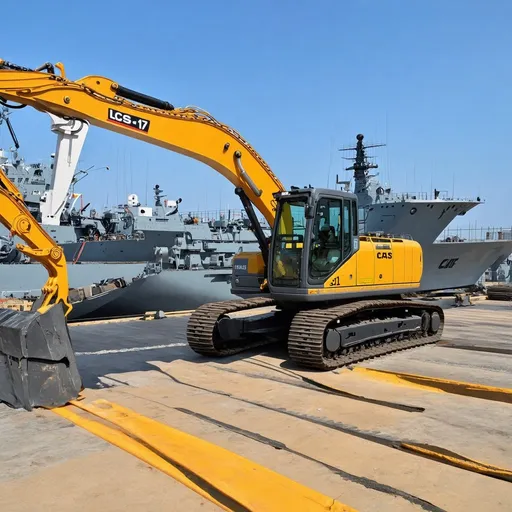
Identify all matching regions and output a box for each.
[0,59,443,410]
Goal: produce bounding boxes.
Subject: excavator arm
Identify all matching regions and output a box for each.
[0,57,288,410]
[0,156,82,412]
[0,59,285,227]
[0,168,70,315]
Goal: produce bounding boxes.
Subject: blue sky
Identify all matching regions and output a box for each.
[1,0,511,230]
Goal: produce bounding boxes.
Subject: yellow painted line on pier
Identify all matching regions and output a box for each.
[352,367,512,404]
[51,405,230,511]
[400,443,512,482]
[53,399,356,512]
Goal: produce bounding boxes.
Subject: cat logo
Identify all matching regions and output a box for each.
[377,251,393,260]
[438,258,459,269]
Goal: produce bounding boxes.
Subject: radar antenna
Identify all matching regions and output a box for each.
[335,134,386,193]
[339,133,385,173]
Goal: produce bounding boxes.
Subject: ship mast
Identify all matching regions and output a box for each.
[336,134,386,208]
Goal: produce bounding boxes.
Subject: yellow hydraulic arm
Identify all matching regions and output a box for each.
[0,58,291,316]
[0,168,71,314]
[0,59,285,226]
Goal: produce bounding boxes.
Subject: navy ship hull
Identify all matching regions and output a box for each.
[0,263,146,298]
[62,232,178,263]
[419,240,512,290]
[66,239,512,318]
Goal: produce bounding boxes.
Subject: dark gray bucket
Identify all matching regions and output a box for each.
[0,303,82,411]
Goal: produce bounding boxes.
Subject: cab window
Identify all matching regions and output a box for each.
[272,200,306,285]
[309,198,355,280]
[309,198,342,278]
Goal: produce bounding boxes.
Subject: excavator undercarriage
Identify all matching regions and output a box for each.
[187,297,444,370]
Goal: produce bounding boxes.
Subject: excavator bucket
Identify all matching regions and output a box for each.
[0,303,82,411]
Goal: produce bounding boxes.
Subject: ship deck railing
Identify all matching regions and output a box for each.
[182,208,269,227]
[377,191,480,202]
[437,226,512,243]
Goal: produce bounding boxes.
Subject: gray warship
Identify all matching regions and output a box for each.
[0,144,264,316]
[0,108,149,319]
[0,143,144,319]
[77,134,512,317]
[337,134,512,291]
[1,114,511,318]
[0,110,265,318]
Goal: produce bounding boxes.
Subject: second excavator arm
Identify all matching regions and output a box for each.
[0,59,286,238]
[0,166,70,315]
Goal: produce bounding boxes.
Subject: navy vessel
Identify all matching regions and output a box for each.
[1,120,511,318]
[337,134,512,292]
[0,133,264,318]
[79,134,512,317]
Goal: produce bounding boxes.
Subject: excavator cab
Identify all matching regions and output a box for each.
[231,187,361,301]
[269,187,359,299]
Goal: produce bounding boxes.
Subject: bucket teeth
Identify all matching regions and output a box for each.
[0,303,82,411]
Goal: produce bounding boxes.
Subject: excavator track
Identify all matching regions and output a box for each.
[187,297,444,370]
[187,296,277,357]
[288,299,444,370]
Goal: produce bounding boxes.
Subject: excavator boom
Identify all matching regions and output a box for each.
[0,168,70,313]
[0,57,289,410]
[0,59,285,227]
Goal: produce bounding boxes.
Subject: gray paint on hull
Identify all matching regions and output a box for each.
[62,231,178,262]
[0,263,146,298]
[93,270,235,317]
[67,285,134,320]
[3,241,512,319]
[363,200,478,245]
[79,240,512,318]
[419,240,512,291]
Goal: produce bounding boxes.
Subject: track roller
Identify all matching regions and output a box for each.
[288,299,444,370]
